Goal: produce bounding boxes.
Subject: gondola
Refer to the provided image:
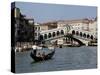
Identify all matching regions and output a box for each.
[30,49,55,62]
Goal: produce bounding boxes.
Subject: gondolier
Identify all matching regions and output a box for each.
[32,44,37,56]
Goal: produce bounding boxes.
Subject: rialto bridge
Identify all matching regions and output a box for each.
[37,25,97,46]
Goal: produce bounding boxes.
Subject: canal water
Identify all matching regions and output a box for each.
[15,46,97,73]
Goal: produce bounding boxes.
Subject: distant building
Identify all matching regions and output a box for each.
[57,18,91,32]
[89,18,97,39]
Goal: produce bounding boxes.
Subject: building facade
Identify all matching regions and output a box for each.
[13,7,34,47]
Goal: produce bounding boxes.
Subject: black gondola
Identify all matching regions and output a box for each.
[30,49,55,62]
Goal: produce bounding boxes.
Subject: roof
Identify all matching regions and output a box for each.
[36,18,97,26]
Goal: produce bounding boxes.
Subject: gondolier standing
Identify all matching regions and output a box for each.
[32,44,37,56]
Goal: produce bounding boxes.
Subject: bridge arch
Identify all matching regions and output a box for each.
[72,30,75,35]
[57,31,60,36]
[48,33,52,38]
[39,35,44,40]
[87,34,90,38]
[76,31,79,36]
[83,33,86,38]
[61,30,64,35]
[44,34,47,39]
[90,35,93,39]
[52,32,56,37]
[80,32,82,37]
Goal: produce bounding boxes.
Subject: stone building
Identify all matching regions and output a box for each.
[89,17,97,39]
[13,7,34,47]
[57,19,90,32]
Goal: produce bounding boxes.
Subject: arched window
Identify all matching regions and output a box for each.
[61,30,64,35]
[90,35,93,39]
[38,27,40,31]
[44,34,47,39]
[72,30,75,35]
[76,31,79,36]
[80,32,82,37]
[48,33,51,38]
[52,32,56,37]
[57,31,60,36]
[35,27,37,30]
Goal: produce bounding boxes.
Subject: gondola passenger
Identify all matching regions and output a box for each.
[42,52,45,57]
[36,52,41,57]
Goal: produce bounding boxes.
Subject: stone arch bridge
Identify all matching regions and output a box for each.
[37,26,96,46]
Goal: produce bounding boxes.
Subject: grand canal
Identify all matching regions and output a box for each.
[15,46,97,73]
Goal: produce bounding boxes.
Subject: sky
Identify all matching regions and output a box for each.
[15,2,97,23]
